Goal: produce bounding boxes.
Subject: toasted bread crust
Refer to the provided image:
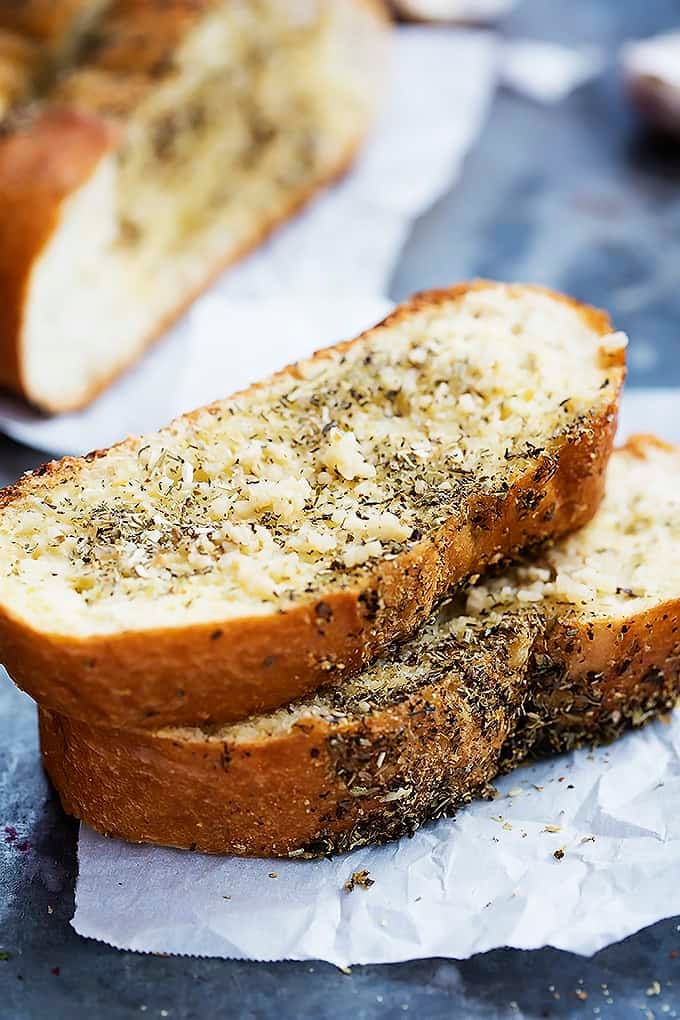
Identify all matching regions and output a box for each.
[513,597,680,758]
[39,570,680,859]
[39,436,678,858]
[0,282,623,730]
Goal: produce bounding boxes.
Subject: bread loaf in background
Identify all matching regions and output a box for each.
[390,1,513,24]
[0,0,388,412]
[0,1,108,116]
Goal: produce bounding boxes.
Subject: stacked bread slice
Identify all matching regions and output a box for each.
[0,0,388,412]
[6,280,676,861]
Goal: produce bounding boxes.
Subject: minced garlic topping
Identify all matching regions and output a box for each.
[0,287,618,632]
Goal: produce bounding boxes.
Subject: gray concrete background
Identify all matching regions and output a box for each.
[2,1,680,1016]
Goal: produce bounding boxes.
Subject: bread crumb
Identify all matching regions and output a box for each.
[344,869,375,892]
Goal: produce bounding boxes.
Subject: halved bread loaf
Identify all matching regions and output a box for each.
[0,0,388,411]
[39,436,680,857]
[0,282,624,729]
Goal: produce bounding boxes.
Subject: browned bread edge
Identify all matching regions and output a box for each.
[38,436,680,856]
[0,108,118,398]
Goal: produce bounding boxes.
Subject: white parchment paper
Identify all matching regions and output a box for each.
[501,40,605,104]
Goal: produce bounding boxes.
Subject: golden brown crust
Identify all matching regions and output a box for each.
[506,435,680,758]
[0,282,623,730]
[0,3,113,137]
[619,432,676,458]
[39,589,680,858]
[0,28,42,114]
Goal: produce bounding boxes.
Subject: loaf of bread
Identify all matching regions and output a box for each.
[0,0,388,412]
[0,282,624,729]
[39,436,680,856]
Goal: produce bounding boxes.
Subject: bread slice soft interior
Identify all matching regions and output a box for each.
[0,282,624,728]
[39,437,680,857]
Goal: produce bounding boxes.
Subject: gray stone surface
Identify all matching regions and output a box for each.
[2,1,680,1016]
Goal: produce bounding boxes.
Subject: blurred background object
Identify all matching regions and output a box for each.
[0,0,108,115]
[1,1,678,455]
[622,31,680,137]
